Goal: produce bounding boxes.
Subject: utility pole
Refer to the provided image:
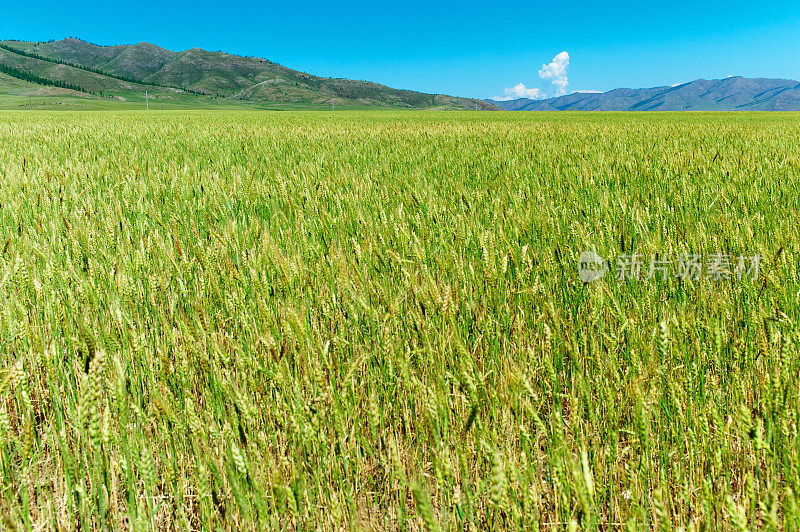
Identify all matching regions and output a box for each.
[146,90,149,110]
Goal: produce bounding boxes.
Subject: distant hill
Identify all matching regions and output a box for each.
[488,77,800,111]
[0,38,499,110]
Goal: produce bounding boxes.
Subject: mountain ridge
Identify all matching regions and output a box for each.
[0,38,499,110]
[488,77,800,111]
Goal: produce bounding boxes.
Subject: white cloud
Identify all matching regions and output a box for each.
[493,83,543,101]
[492,51,572,101]
[538,51,570,96]
[574,90,602,94]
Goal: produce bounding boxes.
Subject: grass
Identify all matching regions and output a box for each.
[0,95,338,111]
[0,89,445,111]
[1,110,800,529]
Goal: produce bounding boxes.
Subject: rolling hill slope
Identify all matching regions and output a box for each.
[489,77,800,111]
[0,38,498,110]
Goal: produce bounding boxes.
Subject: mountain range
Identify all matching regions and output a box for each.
[3,39,800,112]
[0,38,497,110]
[489,77,800,111]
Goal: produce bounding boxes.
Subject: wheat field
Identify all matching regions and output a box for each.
[1,111,800,529]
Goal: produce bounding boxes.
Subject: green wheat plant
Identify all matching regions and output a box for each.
[0,110,799,529]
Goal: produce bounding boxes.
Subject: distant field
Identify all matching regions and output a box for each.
[0,88,363,111]
[1,111,800,529]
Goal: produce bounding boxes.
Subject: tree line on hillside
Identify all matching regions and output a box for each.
[0,63,92,93]
[0,43,206,95]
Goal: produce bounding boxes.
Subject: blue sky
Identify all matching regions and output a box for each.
[2,0,799,99]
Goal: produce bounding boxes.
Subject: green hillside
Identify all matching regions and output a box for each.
[0,38,498,110]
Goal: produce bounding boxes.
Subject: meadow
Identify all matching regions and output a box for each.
[0,110,799,530]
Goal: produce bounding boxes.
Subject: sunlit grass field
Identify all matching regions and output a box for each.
[1,110,800,530]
